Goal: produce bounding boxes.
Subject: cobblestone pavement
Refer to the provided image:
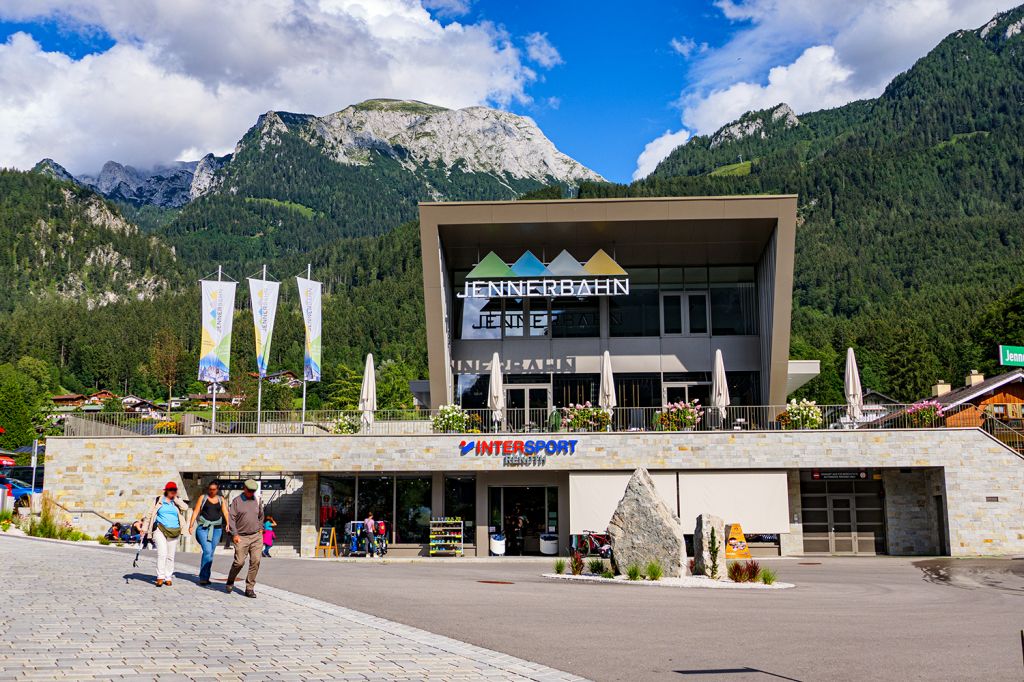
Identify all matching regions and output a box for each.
[0,536,585,681]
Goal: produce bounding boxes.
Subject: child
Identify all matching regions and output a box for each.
[262,515,277,557]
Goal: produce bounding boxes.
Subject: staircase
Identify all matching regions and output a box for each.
[981,413,1024,459]
[264,487,303,558]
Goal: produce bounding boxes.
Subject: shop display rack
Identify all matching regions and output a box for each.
[429,516,464,556]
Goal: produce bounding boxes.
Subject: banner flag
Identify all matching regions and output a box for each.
[297,276,322,382]
[198,280,237,383]
[247,278,280,378]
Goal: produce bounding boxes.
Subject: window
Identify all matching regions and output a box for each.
[455,374,488,409]
[459,297,501,340]
[444,476,476,532]
[661,292,709,335]
[550,298,599,337]
[319,476,355,531]
[395,477,432,543]
[613,373,662,408]
[503,298,526,337]
[553,374,599,407]
[610,289,660,337]
[709,267,757,335]
[356,476,394,528]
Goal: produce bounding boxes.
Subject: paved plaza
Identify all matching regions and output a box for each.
[0,536,582,681]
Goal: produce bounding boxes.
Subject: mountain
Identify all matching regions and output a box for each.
[580,5,1024,402]
[0,169,179,311]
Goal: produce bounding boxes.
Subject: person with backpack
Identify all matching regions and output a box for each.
[188,480,231,586]
[226,479,264,598]
[142,481,190,587]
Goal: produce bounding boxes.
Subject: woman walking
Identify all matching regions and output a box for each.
[189,481,231,585]
[142,481,190,586]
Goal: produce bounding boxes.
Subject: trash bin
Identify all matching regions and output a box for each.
[489,533,506,556]
[539,533,558,555]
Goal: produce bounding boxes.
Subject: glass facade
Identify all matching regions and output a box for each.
[444,475,476,534]
[320,474,434,545]
[395,477,432,543]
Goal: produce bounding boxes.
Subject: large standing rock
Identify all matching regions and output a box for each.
[607,468,688,577]
[693,513,727,579]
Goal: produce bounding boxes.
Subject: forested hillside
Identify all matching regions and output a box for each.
[580,7,1024,401]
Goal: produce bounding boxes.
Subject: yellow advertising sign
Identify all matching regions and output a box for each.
[725,523,751,560]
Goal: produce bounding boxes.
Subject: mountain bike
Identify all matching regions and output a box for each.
[569,529,612,558]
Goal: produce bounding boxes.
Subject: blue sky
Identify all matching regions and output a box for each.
[0,1,1018,182]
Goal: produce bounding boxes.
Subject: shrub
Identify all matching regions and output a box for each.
[625,563,643,581]
[570,551,585,576]
[26,499,82,541]
[0,509,13,524]
[708,527,721,579]
[645,561,663,581]
[587,558,605,574]
[742,559,762,583]
[431,405,482,433]
[154,420,179,435]
[601,569,615,579]
[332,413,361,435]
[727,561,746,582]
[97,536,111,545]
[777,399,823,430]
[0,520,10,532]
[560,402,611,432]
[760,567,778,585]
[653,400,703,431]
[553,558,566,575]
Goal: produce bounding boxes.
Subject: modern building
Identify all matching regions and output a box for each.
[44,196,1024,560]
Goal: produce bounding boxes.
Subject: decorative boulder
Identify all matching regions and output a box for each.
[607,468,688,577]
[693,513,727,579]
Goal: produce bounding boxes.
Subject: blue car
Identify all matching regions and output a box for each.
[0,476,42,507]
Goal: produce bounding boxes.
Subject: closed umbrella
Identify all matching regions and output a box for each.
[599,350,617,410]
[358,353,377,429]
[711,349,731,424]
[844,347,863,423]
[487,352,505,429]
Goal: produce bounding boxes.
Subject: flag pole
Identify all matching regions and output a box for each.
[211,264,221,433]
[301,263,310,428]
[256,264,265,434]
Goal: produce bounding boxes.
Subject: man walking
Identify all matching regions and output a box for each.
[226,479,263,598]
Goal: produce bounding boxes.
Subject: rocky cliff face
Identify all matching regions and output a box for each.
[709,103,800,149]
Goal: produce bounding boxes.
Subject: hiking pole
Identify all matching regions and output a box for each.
[133,535,144,568]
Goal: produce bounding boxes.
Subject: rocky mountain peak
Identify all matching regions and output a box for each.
[32,158,76,183]
[709,103,800,149]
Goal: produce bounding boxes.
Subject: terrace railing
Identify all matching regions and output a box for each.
[57,403,980,438]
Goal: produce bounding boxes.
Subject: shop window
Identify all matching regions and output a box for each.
[357,476,394,530]
[444,476,476,533]
[455,374,488,409]
[553,374,599,407]
[395,477,432,544]
[709,267,757,336]
[727,371,761,406]
[319,476,355,532]
[459,297,501,340]
[614,373,662,408]
[550,298,599,337]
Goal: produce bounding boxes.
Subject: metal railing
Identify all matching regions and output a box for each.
[55,402,987,438]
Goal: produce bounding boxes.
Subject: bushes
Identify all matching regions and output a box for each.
[625,563,643,581]
[601,569,615,579]
[727,559,762,583]
[653,400,703,431]
[553,558,566,575]
[645,561,663,581]
[332,413,361,434]
[560,402,611,432]
[760,567,778,585]
[25,498,87,541]
[587,558,605,574]
[431,405,482,433]
[777,399,823,430]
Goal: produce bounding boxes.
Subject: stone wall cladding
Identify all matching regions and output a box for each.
[883,469,940,555]
[44,428,1024,556]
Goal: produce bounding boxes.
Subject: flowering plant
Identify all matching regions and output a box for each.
[432,404,482,433]
[332,413,361,435]
[654,400,703,431]
[560,401,611,432]
[777,399,823,430]
[906,399,944,427]
[154,420,179,435]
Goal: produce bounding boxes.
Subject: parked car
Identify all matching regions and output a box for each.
[0,476,42,507]
[8,466,43,489]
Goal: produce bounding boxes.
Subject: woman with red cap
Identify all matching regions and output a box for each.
[142,481,190,586]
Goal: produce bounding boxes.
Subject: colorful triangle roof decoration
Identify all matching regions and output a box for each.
[546,250,588,276]
[466,252,514,279]
[583,249,627,276]
[510,251,552,277]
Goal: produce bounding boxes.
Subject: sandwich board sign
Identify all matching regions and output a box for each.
[725,523,751,560]
[315,526,338,558]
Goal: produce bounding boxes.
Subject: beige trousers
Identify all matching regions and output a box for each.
[154,528,178,580]
[227,532,262,591]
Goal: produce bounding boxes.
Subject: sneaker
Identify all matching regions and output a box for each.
[225,582,234,593]
[155,579,164,587]
[198,580,211,586]
[243,590,257,599]
[164,580,172,586]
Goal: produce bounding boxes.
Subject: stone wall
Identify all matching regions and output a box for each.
[44,428,1024,556]
[883,469,941,555]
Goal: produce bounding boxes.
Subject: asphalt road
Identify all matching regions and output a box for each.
[167,551,1024,681]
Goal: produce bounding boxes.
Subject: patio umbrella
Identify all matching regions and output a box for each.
[358,353,377,429]
[487,352,505,429]
[599,350,617,411]
[711,348,731,423]
[844,347,864,422]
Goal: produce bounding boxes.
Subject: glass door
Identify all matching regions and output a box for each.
[661,292,710,335]
[663,382,711,406]
[828,495,856,554]
[505,385,550,432]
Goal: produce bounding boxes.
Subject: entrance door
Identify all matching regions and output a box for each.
[488,486,558,555]
[828,495,856,554]
[505,386,550,432]
[663,382,711,406]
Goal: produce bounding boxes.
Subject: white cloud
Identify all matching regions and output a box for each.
[0,0,540,173]
[634,0,1020,178]
[669,36,707,58]
[524,32,563,68]
[422,0,473,17]
[632,129,690,181]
